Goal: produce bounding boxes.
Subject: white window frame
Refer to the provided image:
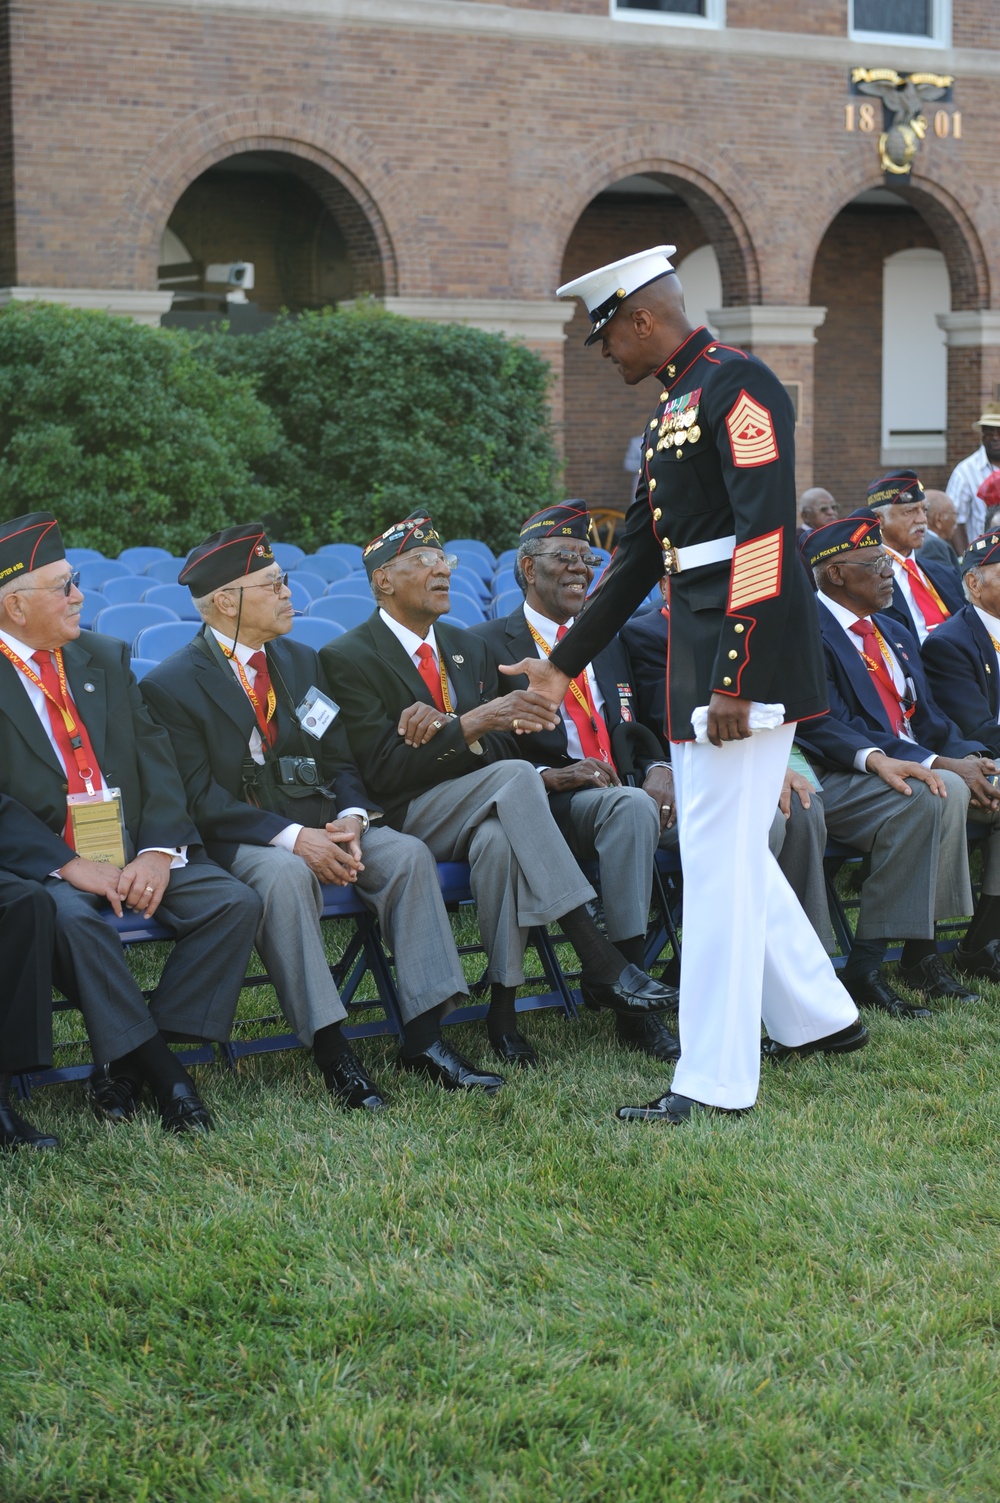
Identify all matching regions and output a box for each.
[611,0,726,30]
[849,0,951,49]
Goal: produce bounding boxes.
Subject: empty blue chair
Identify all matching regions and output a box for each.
[448,577,487,607]
[271,542,305,568]
[66,547,107,564]
[306,596,373,631]
[288,616,345,650]
[143,584,201,620]
[318,542,365,569]
[450,548,493,582]
[92,602,180,647]
[101,575,150,605]
[289,570,327,600]
[324,577,373,598]
[294,554,352,583]
[77,558,131,591]
[492,588,523,619]
[494,549,518,570]
[287,578,313,614]
[452,567,489,601]
[78,591,108,629]
[447,538,497,567]
[491,568,517,599]
[117,545,173,571]
[133,621,200,661]
[440,595,486,627]
[128,657,158,682]
[143,557,187,583]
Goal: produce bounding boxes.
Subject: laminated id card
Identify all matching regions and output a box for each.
[295,686,340,740]
[67,788,128,866]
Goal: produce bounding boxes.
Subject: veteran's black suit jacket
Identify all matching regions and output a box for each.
[0,630,201,860]
[881,555,965,640]
[140,627,374,870]
[548,326,828,740]
[794,603,983,772]
[920,604,1000,756]
[319,611,518,828]
[0,791,74,881]
[469,605,663,779]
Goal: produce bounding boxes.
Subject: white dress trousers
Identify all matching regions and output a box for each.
[669,720,859,1110]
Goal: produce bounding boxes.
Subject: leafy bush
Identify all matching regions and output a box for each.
[0,302,285,553]
[207,302,561,552]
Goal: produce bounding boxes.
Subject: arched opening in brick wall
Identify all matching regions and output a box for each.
[810,184,987,510]
[158,150,386,326]
[558,172,745,515]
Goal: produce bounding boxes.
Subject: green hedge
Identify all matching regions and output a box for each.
[0,300,561,556]
[207,303,561,553]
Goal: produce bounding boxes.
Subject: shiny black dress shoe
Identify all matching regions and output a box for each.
[399,1039,504,1093]
[842,969,931,1020]
[762,1018,869,1064]
[88,1066,143,1123]
[953,937,1000,983]
[616,1091,747,1124]
[614,1013,682,1062]
[581,964,678,1018]
[0,1103,59,1151]
[158,1083,213,1134]
[897,954,979,1003]
[490,1031,540,1068]
[321,1051,386,1110]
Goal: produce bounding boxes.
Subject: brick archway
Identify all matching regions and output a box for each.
[112,97,431,296]
[524,124,762,306]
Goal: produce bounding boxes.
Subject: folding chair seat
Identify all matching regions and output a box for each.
[317,543,365,569]
[117,546,173,571]
[270,542,305,568]
[92,602,180,647]
[101,576,151,605]
[142,584,202,619]
[294,554,353,583]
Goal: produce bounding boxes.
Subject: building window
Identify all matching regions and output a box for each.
[611,0,725,28]
[881,248,950,468]
[850,0,950,46]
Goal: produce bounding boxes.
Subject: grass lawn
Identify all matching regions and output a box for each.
[2,919,1000,1502]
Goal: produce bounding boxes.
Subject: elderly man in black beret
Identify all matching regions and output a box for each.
[0,511,261,1133]
[865,471,963,644]
[319,508,676,1071]
[141,522,500,1104]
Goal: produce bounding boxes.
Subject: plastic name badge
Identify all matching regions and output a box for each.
[66,788,127,866]
[295,686,340,740]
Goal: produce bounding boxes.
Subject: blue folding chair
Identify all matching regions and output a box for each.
[452,566,490,601]
[270,542,305,568]
[447,538,497,568]
[66,547,107,564]
[101,576,150,605]
[318,542,365,569]
[92,602,180,647]
[307,596,374,630]
[439,596,486,627]
[289,570,327,600]
[77,558,131,591]
[133,621,201,661]
[143,557,188,583]
[494,549,519,570]
[128,657,158,682]
[323,578,374,600]
[78,591,108,629]
[117,545,173,571]
[492,588,523,619]
[143,584,201,620]
[491,567,517,596]
[287,616,346,650]
[294,554,353,583]
[449,548,493,582]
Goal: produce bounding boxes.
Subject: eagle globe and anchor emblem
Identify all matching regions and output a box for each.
[850,67,954,176]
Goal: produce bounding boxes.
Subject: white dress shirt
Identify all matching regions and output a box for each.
[817,595,934,770]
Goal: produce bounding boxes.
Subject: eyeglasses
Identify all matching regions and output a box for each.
[537,550,601,568]
[842,554,894,575]
[227,572,290,595]
[381,552,459,571]
[13,570,81,597]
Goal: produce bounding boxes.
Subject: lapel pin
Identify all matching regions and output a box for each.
[83,682,95,692]
[452,654,464,664]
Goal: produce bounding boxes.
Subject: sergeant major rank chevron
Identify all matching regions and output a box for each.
[726,390,778,468]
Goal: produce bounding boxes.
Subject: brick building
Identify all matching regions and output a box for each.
[1,0,998,515]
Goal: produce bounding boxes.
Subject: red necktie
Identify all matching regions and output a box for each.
[247,651,278,747]
[416,642,446,712]
[555,625,615,766]
[31,651,104,838]
[848,621,908,735]
[901,558,948,630]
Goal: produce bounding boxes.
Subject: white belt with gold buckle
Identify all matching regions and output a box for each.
[662,534,736,576]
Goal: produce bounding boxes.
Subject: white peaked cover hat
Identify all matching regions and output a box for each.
[557,244,677,345]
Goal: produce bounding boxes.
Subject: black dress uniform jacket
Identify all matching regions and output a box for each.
[548,326,828,741]
[140,626,375,870]
[0,793,63,1073]
[920,603,1000,756]
[319,611,518,828]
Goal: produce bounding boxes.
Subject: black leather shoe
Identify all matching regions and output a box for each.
[897,954,979,1003]
[762,1018,869,1064]
[490,1031,540,1068]
[842,969,931,1019]
[581,964,678,1018]
[614,1013,682,1062]
[616,1091,747,1124]
[0,1103,59,1151]
[953,937,1000,983]
[158,1083,213,1134]
[399,1039,504,1093]
[88,1066,143,1123]
[321,1051,386,1110]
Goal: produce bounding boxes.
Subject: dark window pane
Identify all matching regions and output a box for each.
[616,0,706,14]
[853,0,930,35]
